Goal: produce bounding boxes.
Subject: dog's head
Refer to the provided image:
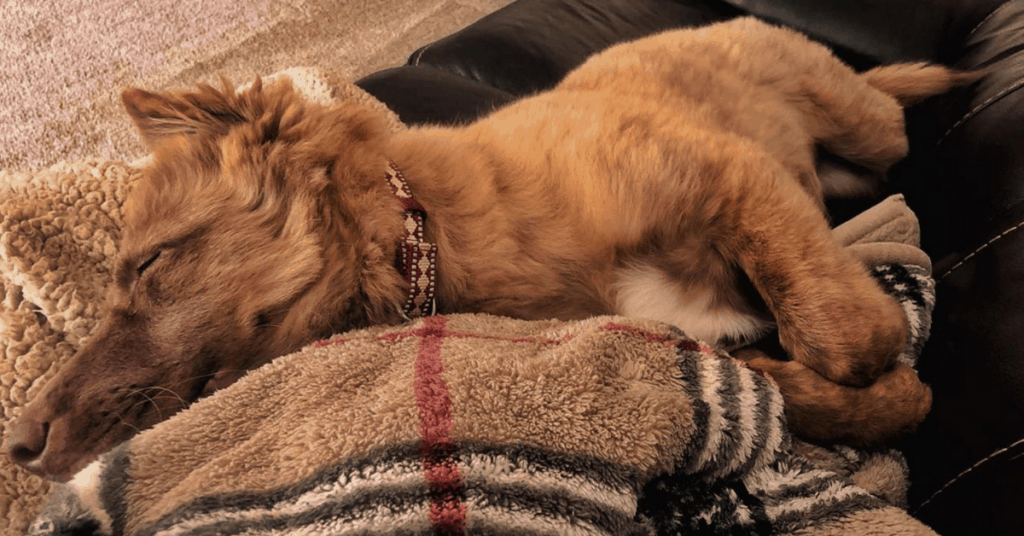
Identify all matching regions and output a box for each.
[4,78,407,480]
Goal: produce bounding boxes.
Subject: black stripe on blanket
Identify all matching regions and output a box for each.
[676,343,788,480]
[124,443,647,536]
[871,264,934,366]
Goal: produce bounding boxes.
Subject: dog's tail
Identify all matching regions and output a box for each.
[863,63,985,106]
[735,348,932,447]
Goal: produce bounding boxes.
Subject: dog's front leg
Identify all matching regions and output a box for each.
[699,145,908,388]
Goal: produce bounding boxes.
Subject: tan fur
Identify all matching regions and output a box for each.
[5,18,975,479]
[733,346,933,447]
[863,63,985,106]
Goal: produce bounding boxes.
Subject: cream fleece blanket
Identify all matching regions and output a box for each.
[2,70,935,535]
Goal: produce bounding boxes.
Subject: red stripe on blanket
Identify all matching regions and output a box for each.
[602,322,719,354]
[414,315,466,534]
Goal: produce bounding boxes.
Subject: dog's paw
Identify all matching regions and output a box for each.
[779,287,908,388]
[737,349,931,446]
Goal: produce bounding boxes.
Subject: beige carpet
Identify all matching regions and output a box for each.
[0,0,513,174]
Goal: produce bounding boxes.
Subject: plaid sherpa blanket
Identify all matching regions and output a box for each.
[25,197,937,536]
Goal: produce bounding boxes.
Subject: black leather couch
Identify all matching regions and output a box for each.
[356,1,1024,533]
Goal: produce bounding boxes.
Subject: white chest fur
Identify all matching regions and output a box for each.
[613,264,774,348]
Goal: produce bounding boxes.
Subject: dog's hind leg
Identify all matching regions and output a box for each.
[693,18,912,174]
[717,19,980,174]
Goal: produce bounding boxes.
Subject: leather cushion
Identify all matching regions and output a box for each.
[406,0,743,96]
[357,66,516,126]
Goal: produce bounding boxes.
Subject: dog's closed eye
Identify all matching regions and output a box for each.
[253,313,271,329]
[137,251,161,277]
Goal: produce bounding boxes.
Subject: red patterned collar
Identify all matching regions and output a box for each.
[384,160,438,319]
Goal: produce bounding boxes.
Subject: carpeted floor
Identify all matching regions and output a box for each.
[0,0,513,174]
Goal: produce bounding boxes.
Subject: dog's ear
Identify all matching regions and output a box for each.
[121,79,249,146]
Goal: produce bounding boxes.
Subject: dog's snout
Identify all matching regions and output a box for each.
[5,418,50,471]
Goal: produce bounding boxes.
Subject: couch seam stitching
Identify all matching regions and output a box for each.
[411,43,432,66]
[937,76,1024,146]
[966,0,1014,40]
[913,435,1024,514]
[939,218,1024,280]
[937,0,1022,146]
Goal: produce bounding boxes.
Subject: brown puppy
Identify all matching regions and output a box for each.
[6,18,972,480]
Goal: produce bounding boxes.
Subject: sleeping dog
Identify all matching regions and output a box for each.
[6,18,974,480]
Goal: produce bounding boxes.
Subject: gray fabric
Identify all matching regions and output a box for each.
[835,194,933,275]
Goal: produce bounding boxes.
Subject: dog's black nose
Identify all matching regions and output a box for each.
[5,418,49,469]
